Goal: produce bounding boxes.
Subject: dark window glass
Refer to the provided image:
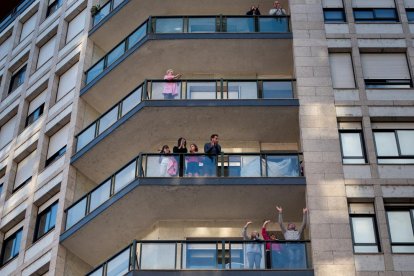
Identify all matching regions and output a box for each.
[8,65,27,94]
[407,9,414,22]
[0,184,2,196]
[45,146,66,167]
[324,9,346,22]
[365,79,411,89]
[1,228,22,265]
[46,0,63,17]
[34,201,58,241]
[354,8,398,22]
[25,104,44,127]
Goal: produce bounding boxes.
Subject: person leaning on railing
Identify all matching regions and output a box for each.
[173,137,188,177]
[269,1,286,16]
[203,134,221,176]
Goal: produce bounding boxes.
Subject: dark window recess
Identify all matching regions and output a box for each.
[25,103,44,127]
[45,146,66,167]
[8,64,27,94]
[34,201,58,241]
[0,184,2,196]
[365,79,412,89]
[46,0,63,17]
[0,228,22,266]
[323,8,346,23]
[354,8,399,22]
[12,176,32,194]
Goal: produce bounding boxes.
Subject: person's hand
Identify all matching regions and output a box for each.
[263,220,271,227]
[303,207,308,214]
[276,206,282,213]
[244,221,252,228]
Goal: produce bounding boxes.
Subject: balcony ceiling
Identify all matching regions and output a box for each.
[83,38,293,113]
[61,181,306,266]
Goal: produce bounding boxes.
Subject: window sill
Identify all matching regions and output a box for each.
[0,254,18,268]
[32,227,55,245]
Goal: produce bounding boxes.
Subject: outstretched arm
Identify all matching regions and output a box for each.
[298,208,308,235]
[242,221,252,240]
[262,220,271,241]
[276,206,287,233]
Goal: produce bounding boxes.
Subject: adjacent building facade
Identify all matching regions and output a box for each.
[0,0,413,275]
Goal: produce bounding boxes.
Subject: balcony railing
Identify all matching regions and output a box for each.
[85,15,291,84]
[76,79,296,152]
[92,0,127,27]
[0,0,35,33]
[64,152,303,230]
[87,239,312,275]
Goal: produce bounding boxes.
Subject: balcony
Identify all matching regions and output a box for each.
[82,15,293,113]
[61,153,306,266]
[86,240,313,276]
[72,79,299,182]
[0,0,35,33]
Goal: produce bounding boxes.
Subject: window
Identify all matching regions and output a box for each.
[20,14,37,42]
[407,9,414,22]
[34,201,58,241]
[354,8,399,22]
[66,10,86,43]
[373,130,414,164]
[26,91,46,127]
[324,8,346,22]
[46,124,68,166]
[8,64,27,94]
[56,63,78,102]
[349,203,380,253]
[14,150,37,192]
[0,228,23,265]
[386,207,414,253]
[338,122,367,164]
[0,35,12,61]
[360,53,411,88]
[46,0,64,17]
[329,53,355,88]
[36,36,56,69]
[0,115,17,149]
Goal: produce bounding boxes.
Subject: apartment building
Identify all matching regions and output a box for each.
[0,0,413,275]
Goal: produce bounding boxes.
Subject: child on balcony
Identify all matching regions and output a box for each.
[163,69,181,99]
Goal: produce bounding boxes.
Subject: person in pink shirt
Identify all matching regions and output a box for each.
[262,220,282,269]
[163,69,182,99]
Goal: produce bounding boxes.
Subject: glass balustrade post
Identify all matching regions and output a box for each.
[131,240,137,270]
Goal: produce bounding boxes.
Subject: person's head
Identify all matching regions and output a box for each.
[274,1,281,8]
[210,134,219,143]
[160,145,170,154]
[250,231,259,240]
[177,137,186,147]
[269,233,277,240]
[190,143,198,153]
[166,69,174,75]
[251,5,256,10]
[287,223,296,231]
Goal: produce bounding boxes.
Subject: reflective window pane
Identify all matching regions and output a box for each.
[272,242,306,269]
[141,243,176,269]
[354,10,374,20]
[263,81,293,99]
[188,18,216,33]
[107,248,130,276]
[66,198,87,229]
[267,156,299,177]
[86,59,104,84]
[88,267,104,276]
[259,17,288,32]
[407,10,414,22]
[351,217,377,244]
[392,245,414,253]
[387,211,414,243]
[107,42,125,67]
[114,161,136,193]
[397,130,414,156]
[227,82,257,99]
[187,82,216,99]
[374,9,397,20]
[324,9,346,22]
[354,245,380,253]
[121,88,142,116]
[226,18,254,32]
[128,23,147,49]
[183,243,218,269]
[374,132,399,157]
[98,107,118,135]
[155,18,183,33]
[228,155,261,177]
[340,132,364,160]
[90,180,111,212]
[77,123,97,151]
[113,0,124,9]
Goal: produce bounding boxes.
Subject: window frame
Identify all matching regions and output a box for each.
[323,8,346,23]
[385,207,414,253]
[45,145,66,167]
[339,129,367,164]
[8,64,27,94]
[33,201,58,242]
[25,103,44,127]
[353,8,399,23]
[46,0,64,18]
[0,227,23,266]
[349,213,381,253]
[373,129,414,164]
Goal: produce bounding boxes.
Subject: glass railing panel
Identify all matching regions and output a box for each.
[227,243,244,269]
[263,81,293,99]
[150,81,182,100]
[88,266,103,276]
[107,41,125,67]
[184,155,204,177]
[235,241,265,269]
[188,17,216,33]
[114,160,136,193]
[155,18,184,33]
[86,59,105,84]
[93,3,110,26]
[106,247,131,276]
[266,155,299,177]
[225,155,261,177]
[271,242,308,269]
[145,155,179,177]
[89,179,111,212]
[226,17,255,32]
[186,82,216,99]
[121,87,142,116]
[140,243,176,269]
[259,17,289,32]
[98,106,119,135]
[113,0,124,9]
[183,243,218,269]
[227,82,257,99]
[66,198,87,229]
[127,23,147,50]
[76,123,97,151]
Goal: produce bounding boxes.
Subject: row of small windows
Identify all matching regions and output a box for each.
[349,203,414,254]
[0,200,58,266]
[324,8,400,23]
[339,123,414,165]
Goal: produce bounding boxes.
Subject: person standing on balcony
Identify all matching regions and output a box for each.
[159,145,177,177]
[163,69,181,99]
[203,134,221,176]
[276,206,308,268]
[262,220,282,269]
[269,1,286,16]
[246,5,261,15]
[242,221,263,269]
[186,143,200,176]
[173,137,188,177]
